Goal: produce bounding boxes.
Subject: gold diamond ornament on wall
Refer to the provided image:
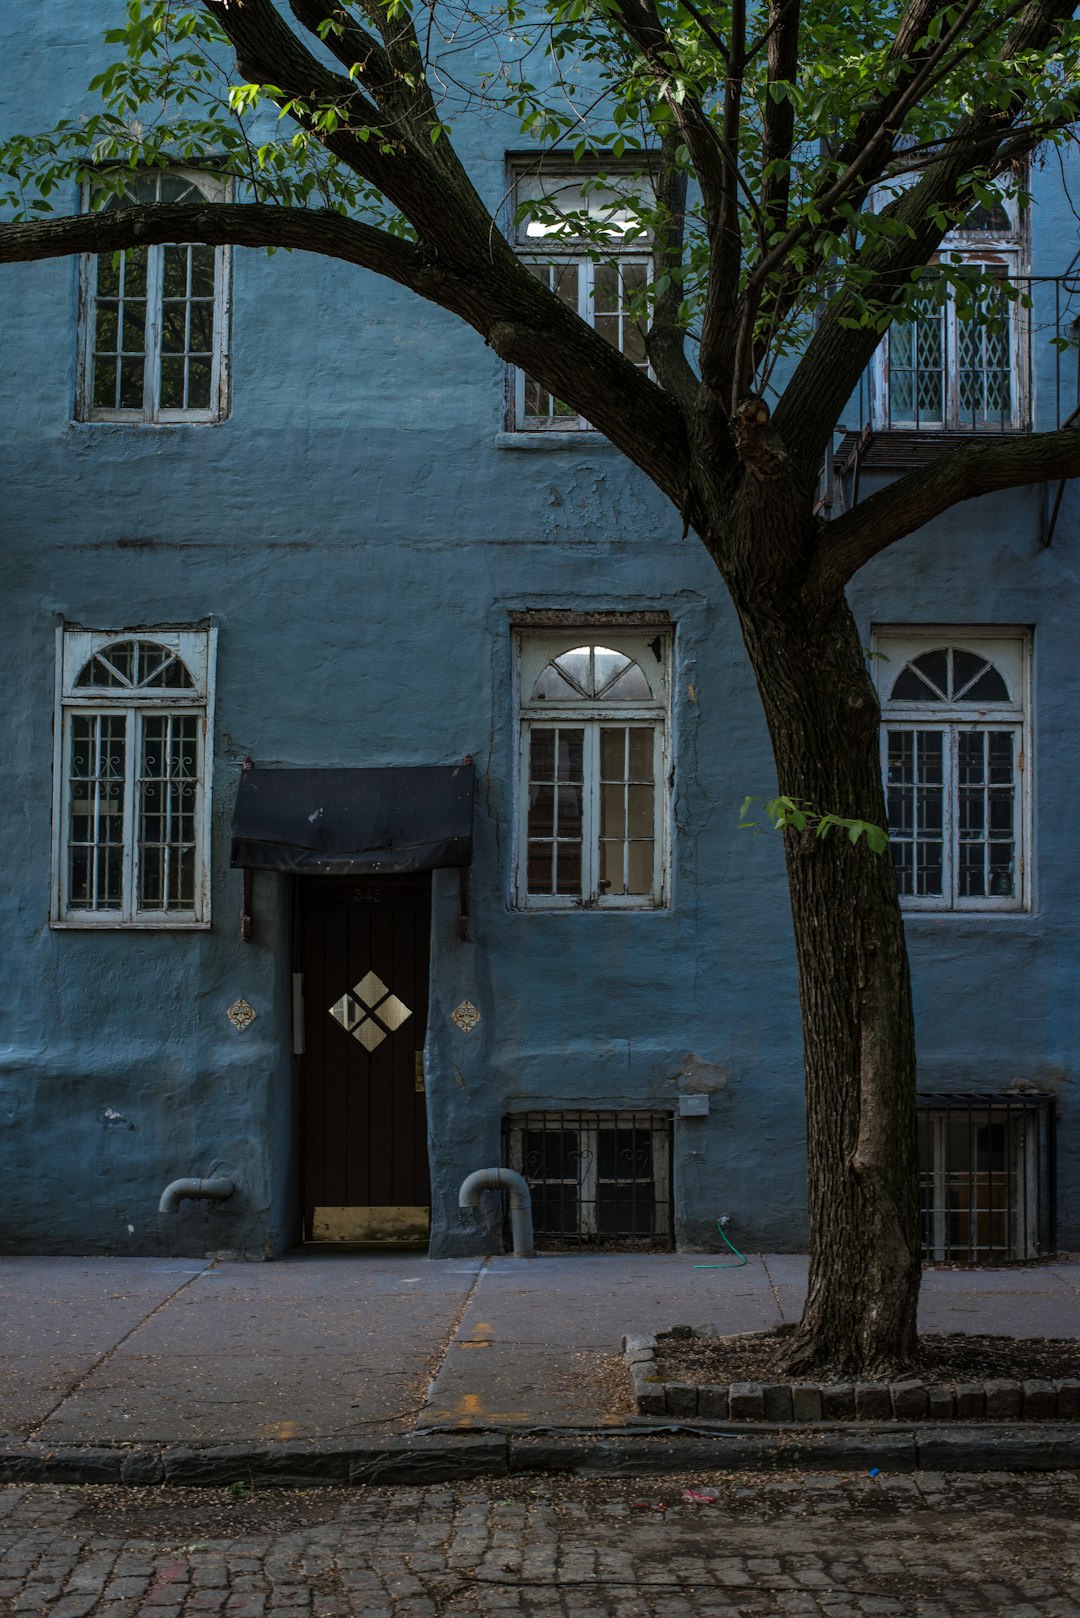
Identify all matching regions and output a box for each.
[451,1000,481,1035]
[329,972,413,1051]
[227,998,257,1032]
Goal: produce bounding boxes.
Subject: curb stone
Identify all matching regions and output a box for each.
[0,1426,1077,1486]
[628,1331,1080,1423]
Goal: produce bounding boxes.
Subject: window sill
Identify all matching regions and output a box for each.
[50,918,212,931]
[495,430,616,451]
[901,907,1032,921]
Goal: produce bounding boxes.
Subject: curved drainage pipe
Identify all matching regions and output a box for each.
[459,1168,535,1258]
[158,1177,235,1215]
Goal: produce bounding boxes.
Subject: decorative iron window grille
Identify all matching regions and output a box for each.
[918,1093,1057,1263]
[503,1110,673,1249]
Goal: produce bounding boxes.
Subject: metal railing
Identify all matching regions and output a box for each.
[820,273,1080,518]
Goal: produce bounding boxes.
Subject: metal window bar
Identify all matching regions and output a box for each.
[503,1110,673,1250]
[917,1092,1056,1263]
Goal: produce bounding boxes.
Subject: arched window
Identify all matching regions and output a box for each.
[876,631,1028,911]
[74,639,196,691]
[517,630,670,908]
[54,626,215,926]
[78,167,230,423]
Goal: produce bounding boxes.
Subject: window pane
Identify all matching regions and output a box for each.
[160,355,185,410]
[67,715,126,911]
[557,730,583,783]
[119,357,144,410]
[625,838,653,894]
[889,298,944,426]
[527,728,583,896]
[887,729,943,896]
[627,727,654,781]
[957,729,1015,898]
[161,303,189,355]
[138,714,200,912]
[958,289,1011,428]
[190,246,216,298]
[601,783,625,838]
[123,247,148,299]
[599,727,655,899]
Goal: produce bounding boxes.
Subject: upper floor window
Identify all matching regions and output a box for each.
[875,191,1026,432]
[509,165,652,430]
[516,630,670,908]
[77,169,230,423]
[875,630,1029,912]
[52,626,216,927]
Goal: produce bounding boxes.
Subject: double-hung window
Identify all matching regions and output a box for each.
[875,630,1029,911]
[516,630,670,908]
[509,165,652,430]
[876,193,1025,431]
[52,627,216,926]
[78,168,230,423]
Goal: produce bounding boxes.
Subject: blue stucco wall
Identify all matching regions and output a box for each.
[1,6,1075,1258]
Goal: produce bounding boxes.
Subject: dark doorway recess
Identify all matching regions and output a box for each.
[297,874,431,1244]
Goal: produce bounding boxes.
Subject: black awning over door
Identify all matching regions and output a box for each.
[229,764,474,874]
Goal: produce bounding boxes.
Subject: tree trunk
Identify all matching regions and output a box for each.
[712,493,921,1376]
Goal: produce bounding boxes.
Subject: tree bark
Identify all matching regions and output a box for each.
[713,490,920,1375]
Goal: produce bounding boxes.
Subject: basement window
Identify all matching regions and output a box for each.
[503,1110,673,1249]
[918,1093,1056,1262]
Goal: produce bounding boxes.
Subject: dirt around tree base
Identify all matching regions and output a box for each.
[655,1330,1080,1387]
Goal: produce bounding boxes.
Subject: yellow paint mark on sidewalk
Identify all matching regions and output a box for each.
[256,1419,300,1440]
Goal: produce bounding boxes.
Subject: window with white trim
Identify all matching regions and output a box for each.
[875,192,1025,431]
[516,630,670,908]
[509,166,652,429]
[875,630,1029,911]
[78,169,230,423]
[52,627,216,926]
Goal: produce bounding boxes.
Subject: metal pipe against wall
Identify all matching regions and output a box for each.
[458,1167,535,1257]
[158,1177,235,1215]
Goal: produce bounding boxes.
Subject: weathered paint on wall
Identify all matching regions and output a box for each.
[0,6,1075,1258]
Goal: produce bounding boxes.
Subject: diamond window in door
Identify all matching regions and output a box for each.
[329,971,412,1051]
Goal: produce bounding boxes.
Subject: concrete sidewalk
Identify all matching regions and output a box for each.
[2,1252,1078,1448]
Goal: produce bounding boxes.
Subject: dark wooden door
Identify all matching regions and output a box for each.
[298,874,431,1242]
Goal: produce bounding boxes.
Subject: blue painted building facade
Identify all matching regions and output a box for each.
[1,7,1076,1261]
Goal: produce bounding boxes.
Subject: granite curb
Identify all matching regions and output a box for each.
[625,1330,1080,1424]
[1,1425,1078,1486]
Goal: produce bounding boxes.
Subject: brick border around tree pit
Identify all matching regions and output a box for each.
[623,1330,1080,1423]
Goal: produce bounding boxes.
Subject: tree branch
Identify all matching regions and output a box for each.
[0,201,425,288]
[0,196,692,504]
[812,428,1080,594]
[644,132,699,409]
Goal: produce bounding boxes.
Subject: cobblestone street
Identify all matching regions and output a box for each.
[1,1470,1078,1617]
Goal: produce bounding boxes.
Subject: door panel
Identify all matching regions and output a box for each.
[298,874,431,1240]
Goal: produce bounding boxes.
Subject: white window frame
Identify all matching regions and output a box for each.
[507,163,653,431]
[514,629,671,910]
[51,626,216,928]
[873,190,1027,431]
[874,628,1031,913]
[76,167,231,424]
